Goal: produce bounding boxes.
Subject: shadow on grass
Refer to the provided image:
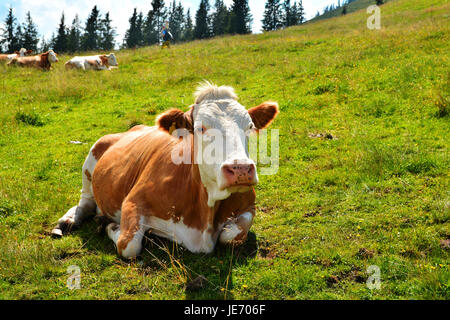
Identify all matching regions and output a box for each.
[73,218,259,300]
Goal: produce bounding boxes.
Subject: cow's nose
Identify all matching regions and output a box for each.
[221,162,257,188]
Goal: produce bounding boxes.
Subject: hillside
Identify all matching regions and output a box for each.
[311,0,392,22]
[0,0,448,300]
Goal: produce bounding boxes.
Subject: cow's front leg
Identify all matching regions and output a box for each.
[106,202,149,259]
[219,212,254,246]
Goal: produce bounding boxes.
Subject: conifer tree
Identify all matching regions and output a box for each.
[81,5,100,51]
[22,12,39,52]
[1,8,18,52]
[229,0,252,34]
[53,12,68,53]
[67,15,82,53]
[262,0,283,31]
[194,0,211,39]
[212,0,229,36]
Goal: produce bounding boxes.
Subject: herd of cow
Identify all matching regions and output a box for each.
[3,47,280,259]
[0,47,118,71]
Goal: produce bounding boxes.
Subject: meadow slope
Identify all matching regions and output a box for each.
[0,0,448,299]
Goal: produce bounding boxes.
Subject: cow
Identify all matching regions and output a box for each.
[7,50,58,70]
[65,53,118,71]
[0,48,33,63]
[51,82,279,259]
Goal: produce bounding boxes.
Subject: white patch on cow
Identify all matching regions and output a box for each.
[219,212,254,244]
[107,216,150,259]
[145,216,216,254]
[48,50,58,63]
[192,83,258,207]
[66,54,118,71]
[107,53,118,67]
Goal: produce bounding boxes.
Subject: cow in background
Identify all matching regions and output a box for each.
[0,48,33,63]
[7,50,58,71]
[65,53,118,71]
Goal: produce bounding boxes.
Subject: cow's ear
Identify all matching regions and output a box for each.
[26,50,33,54]
[157,108,193,134]
[248,102,279,129]
[14,51,20,55]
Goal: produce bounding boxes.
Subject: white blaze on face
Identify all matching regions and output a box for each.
[48,50,58,63]
[19,48,27,57]
[192,85,258,207]
[107,53,118,66]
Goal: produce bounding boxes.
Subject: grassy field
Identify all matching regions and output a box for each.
[0,0,448,300]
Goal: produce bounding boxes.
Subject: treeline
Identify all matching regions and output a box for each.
[123,0,253,48]
[0,0,309,54]
[0,6,116,54]
[261,0,305,32]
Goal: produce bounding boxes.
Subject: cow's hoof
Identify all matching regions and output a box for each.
[51,228,63,238]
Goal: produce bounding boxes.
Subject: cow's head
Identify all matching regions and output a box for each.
[46,50,59,63]
[157,82,279,206]
[104,53,118,67]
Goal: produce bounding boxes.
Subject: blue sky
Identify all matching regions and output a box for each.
[0,0,339,42]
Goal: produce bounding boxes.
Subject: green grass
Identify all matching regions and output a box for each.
[0,0,449,300]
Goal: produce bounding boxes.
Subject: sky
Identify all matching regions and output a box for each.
[0,0,339,44]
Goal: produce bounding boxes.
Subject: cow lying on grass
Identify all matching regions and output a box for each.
[0,48,33,63]
[52,82,279,259]
[65,53,118,71]
[7,50,58,70]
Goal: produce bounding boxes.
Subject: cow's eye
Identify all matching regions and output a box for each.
[196,126,207,134]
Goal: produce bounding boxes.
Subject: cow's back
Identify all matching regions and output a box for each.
[91,125,180,219]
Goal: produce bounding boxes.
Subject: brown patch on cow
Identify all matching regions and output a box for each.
[87,59,100,67]
[91,133,124,160]
[84,169,92,182]
[7,51,52,70]
[99,55,109,67]
[248,102,279,130]
[0,54,9,62]
[156,107,194,134]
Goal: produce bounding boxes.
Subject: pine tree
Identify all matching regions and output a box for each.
[53,12,67,53]
[67,15,82,53]
[143,0,167,46]
[342,5,347,15]
[22,12,39,52]
[262,0,283,31]
[229,0,252,34]
[14,24,24,51]
[283,0,293,27]
[182,9,194,42]
[212,0,229,36]
[124,8,140,48]
[99,12,117,51]
[376,0,384,5]
[169,2,185,42]
[194,0,211,40]
[40,36,50,53]
[294,0,305,25]
[1,8,18,52]
[81,6,100,51]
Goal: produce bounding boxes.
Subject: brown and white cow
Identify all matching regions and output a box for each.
[0,48,33,63]
[52,82,279,259]
[7,50,58,70]
[65,53,118,71]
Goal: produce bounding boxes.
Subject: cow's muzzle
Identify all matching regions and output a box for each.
[220,161,257,190]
